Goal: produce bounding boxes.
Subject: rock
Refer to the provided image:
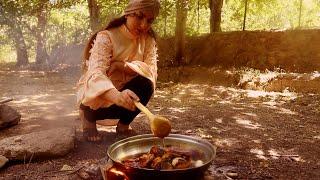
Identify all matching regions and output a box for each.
[0,127,75,160]
[203,175,214,180]
[78,169,90,179]
[170,129,180,133]
[84,163,100,176]
[0,155,8,168]
[60,164,73,171]
[226,171,238,178]
[185,130,193,134]
[0,104,21,130]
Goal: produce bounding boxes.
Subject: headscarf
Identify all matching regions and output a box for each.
[124,0,161,17]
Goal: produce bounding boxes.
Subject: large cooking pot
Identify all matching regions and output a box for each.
[105,134,216,180]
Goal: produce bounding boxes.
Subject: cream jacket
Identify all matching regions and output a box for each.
[77,25,158,110]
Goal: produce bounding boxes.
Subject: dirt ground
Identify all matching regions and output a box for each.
[0,66,319,180]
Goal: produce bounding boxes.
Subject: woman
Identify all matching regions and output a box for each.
[77,0,160,142]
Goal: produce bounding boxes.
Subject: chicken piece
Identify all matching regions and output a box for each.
[161,151,174,160]
[150,157,162,170]
[161,161,173,170]
[169,148,204,161]
[149,145,165,157]
[150,156,174,170]
[165,148,190,157]
[172,157,192,169]
[122,146,200,170]
[138,153,155,168]
[122,158,140,168]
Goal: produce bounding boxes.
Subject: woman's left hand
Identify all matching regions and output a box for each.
[103,88,139,111]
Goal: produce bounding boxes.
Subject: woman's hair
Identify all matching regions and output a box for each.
[82,15,156,72]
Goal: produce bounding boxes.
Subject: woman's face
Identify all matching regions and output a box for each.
[125,10,155,36]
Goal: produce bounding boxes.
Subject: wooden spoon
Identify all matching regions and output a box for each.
[134,101,171,138]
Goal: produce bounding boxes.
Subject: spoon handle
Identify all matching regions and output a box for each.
[134,101,154,121]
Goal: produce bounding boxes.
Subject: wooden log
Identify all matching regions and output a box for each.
[0,98,13,104]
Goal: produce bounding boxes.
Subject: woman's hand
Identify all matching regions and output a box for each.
[104,88,139,111]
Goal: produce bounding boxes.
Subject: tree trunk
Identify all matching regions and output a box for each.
[13,26,29,66]
[164,0,167,36]
[298,0,303,28]
[209,0,223,33]
[35,8,48,64]
[243,0,248,31]
[1,2,28,66]
[87,0,100,32]
[175,0,188,66]
[197,0,200,32]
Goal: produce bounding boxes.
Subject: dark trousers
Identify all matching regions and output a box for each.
[80,76,154,125]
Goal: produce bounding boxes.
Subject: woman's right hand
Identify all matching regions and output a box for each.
[104,88,139,111]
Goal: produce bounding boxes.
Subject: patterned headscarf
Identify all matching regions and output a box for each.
[124,0,161,17]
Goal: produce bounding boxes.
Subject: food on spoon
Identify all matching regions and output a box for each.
[150,116,171,138]
[133,101,171,138]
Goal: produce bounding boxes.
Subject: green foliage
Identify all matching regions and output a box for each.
[222,0,320,31]
[153,0,176,36]
[48,4,90,48]
[0,29,16,63]
[99,0,128,24]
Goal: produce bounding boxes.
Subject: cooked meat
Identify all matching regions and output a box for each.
[150,156,162,170]
[149,145,165,157]
[161,151,175,160]
[166,147,192,157]
[138,153,155,168]
[150,155,174,170]
[122,145,199,170]
[172,157,191,169]
[122,153,155,168]
[167,146,205,161]
[161,161,174,170]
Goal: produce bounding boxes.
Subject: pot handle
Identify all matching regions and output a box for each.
[106,167,129,180]
[101,158,129,180]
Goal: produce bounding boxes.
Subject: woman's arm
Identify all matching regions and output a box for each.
[81,31,139,111]
[143,37,158,82]
[102,88,139,111]
[80,31,116,109]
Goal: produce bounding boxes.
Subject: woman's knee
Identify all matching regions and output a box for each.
[122,76,154,105]
[137,77,154,103]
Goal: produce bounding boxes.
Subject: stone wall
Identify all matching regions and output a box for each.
[157,29,320,72]
[50,29,320,73]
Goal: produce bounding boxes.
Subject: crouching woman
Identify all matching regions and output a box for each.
[76,0,160,142]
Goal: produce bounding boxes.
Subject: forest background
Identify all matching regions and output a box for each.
[1,0,319,67]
